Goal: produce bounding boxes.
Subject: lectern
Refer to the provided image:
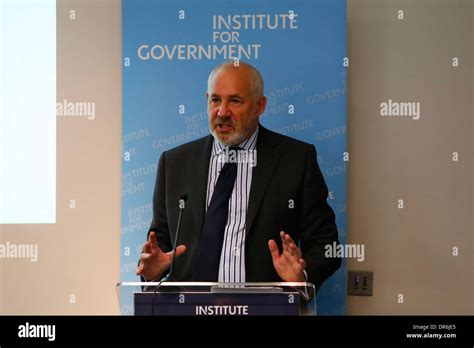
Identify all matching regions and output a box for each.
[117,282,316,316]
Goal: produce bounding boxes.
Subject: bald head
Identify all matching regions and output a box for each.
[207,61,264,101]
[206,61,267,146]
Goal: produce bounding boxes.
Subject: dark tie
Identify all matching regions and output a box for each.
[193,147,239,281]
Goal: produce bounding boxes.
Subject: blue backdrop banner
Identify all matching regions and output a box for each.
[122,0,346,315]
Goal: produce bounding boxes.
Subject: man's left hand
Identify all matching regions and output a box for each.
[268,231,306,282]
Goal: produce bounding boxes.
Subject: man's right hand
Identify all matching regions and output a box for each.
[136,231,187,281]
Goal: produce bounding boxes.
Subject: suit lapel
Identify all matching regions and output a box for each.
[188,135,213,233]
[246,126,280,237]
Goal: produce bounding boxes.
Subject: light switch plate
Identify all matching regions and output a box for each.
[347,271,373,296]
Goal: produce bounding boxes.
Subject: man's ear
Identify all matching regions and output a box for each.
[256,96,267,117]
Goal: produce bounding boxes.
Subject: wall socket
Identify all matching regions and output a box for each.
[347,271,373,296]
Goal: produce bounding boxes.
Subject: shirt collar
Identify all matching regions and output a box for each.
[212,125,259,156]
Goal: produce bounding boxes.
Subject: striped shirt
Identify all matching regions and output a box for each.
[206,127,259,283]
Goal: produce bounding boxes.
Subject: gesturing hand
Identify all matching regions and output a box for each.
[268,231,306,282]
[136,231,187,281]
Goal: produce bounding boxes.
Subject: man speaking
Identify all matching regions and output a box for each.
[136,61,341,291]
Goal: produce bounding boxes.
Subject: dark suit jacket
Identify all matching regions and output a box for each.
[148,125,341,291]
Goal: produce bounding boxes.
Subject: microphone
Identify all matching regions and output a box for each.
[165,193,188,280]
[151,193,187,316]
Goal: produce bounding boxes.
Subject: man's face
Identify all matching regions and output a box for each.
[207,68,266,146]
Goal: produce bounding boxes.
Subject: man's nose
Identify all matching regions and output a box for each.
[217,102,230,117]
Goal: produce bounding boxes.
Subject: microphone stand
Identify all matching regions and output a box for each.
[151,194,187,316]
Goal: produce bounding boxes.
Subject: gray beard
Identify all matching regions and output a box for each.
[209,126,248,147]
